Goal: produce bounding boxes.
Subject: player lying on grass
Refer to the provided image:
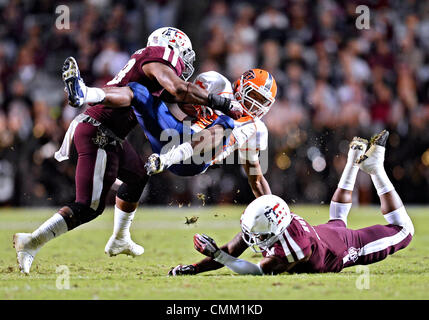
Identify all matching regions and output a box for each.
[169,130,415,275]
[13,27,242,275]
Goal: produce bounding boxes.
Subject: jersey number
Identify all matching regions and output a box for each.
[291,214,310,233]
[106,58,136,85]
[162,47,179,67]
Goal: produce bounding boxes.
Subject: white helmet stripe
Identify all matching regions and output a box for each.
[163,47,171,61]
[171,50,179,67]
[284,229,305,260]
[279,234,295,263]
[264,72,273,91]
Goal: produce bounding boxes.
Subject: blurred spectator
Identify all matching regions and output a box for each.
[92,37,129,78]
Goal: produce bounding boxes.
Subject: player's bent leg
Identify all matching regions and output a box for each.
[147,125,223,175]
[329,137,368,226]
[341,130,414,268]
[146,115,235,175]
[13,202,99,275]
[14,123,120,274]
[358,129,414,236]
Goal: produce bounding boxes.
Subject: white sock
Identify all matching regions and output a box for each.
[338,163,359,191]
[31,213,68,247]
[371,168,394,195]
[113,206,136,240]
[160,142,193,167]
[384,206,414,236]
[329,201,352,226]
[84,87,106,104]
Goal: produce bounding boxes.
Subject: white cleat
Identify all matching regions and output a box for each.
[348,137,368,164]
[13,233,40,275]
[357,130,389,174]
[104,236,144,257]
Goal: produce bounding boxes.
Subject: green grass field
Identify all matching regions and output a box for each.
[1,205,428,300]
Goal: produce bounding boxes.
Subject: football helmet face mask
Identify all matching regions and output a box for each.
[240,195,292,253]
[147,27,195,80]
[233,69,277,119]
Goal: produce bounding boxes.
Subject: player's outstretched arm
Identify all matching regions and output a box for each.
[143,62,243,119]
[243,160,271,198]
[193,233,264,275]
[168,232,248,276]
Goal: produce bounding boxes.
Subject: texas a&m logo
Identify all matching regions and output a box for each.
[162,27,186,46]
[264,203,287,225]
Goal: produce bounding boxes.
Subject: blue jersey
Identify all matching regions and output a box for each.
[128,82,234,176]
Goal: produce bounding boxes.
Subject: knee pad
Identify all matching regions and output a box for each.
[58,202,101,230]
[117,181,146,203]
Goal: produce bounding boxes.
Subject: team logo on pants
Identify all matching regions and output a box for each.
[348,247,359,262]
[92,132,110,149]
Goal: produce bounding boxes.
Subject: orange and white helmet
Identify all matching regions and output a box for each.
[147,27,195,80]
[240,195,292,252]
[233,69,277,119]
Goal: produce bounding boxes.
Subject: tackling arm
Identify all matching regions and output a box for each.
[143,63,242,119]
[143,62,207,105]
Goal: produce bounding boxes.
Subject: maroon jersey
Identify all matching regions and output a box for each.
[85,46,185,138]
[262,213,347,273]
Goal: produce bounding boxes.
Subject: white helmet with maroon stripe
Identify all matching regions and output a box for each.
[240,195,292,252]
[147,27,195,80]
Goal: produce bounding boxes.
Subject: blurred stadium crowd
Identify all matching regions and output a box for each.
[1,0,429,207]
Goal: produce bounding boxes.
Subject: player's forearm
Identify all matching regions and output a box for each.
[170,82,208,105]
[248,175,271,198]
[244,161,271,197]
[213,251,263,275]
[168,82,236,116]
[101,87,134,108]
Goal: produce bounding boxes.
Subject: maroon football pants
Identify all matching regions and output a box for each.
[72,122,147,213]
[317,219,412,270]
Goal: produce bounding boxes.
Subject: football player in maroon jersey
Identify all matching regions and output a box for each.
[13,27,242,274]
[170,130,414,275]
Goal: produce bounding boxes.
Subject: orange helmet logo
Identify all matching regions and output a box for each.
[242,69,256,80]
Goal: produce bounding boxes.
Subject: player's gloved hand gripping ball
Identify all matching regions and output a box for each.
[193,233,220,258]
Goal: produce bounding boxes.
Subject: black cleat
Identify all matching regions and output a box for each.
[369,130,389,148]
